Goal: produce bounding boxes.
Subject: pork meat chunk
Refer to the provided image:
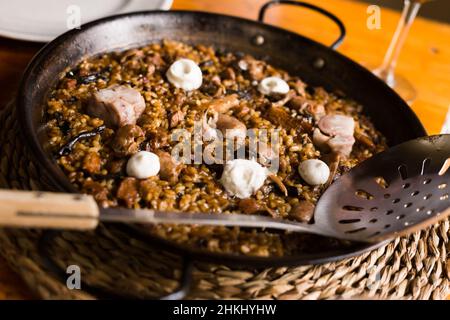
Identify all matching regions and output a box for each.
[87,85,146,128]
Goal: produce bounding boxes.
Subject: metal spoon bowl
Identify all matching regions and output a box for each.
[312,134,450,242]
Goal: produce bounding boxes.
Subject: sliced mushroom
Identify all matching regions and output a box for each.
[242,56,265,80]
[215,114,247,141]
[292,79,307,96]
[206,94,240,113]
[354,130,376,149]
[202,75,224,97]
[155,150,184,183]
[288,95,308,111]
[111,124,145,157]
[323,152,341,187]
[268,174,288,197]
[221,67,236,81]
[238,199,277,217]
[200,95,243,141]
[289,201,315,223]
[238,198,264,214]
[264,105,313,133]
[289,97,326,121]
[272,90,296,107]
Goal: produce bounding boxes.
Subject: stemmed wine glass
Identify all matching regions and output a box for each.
[373,0,433,104]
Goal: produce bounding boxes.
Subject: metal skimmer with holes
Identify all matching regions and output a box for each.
[313,134,450,242]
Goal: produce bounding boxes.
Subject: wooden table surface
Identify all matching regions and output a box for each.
[0,0,449,299]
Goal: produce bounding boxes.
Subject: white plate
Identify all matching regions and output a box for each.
[0,0,173,42]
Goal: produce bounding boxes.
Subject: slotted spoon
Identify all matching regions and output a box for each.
[0,135,449,243]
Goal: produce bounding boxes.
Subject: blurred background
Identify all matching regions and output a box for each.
[359,0,449,23]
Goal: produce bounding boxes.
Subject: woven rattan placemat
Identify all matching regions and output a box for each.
[0,101,449,300]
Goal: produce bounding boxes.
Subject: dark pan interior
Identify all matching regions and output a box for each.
[17,11,426,267]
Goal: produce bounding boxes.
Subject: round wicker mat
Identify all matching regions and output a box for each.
[0,101,449,300]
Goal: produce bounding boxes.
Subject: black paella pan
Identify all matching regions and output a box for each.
[15,1,426,298]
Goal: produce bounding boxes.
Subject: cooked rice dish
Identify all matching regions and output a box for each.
[45,40,387,256]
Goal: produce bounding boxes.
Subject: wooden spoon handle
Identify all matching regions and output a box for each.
[0,189,99,230]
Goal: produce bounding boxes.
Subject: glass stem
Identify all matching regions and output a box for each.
[377,0,421,86]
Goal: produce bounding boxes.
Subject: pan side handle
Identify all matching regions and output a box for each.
[258,0,346,50]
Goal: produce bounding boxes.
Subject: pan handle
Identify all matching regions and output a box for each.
[258,0,346,49]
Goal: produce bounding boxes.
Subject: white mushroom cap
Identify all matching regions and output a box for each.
[258,76,290,95]
[220,159,268,199]
[166,58,203,91]
[298,159,330,186]
[126,151,160,179]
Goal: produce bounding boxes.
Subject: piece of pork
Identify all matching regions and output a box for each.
[313,115,356,157]
[313,128,331,152]
[87,85,146,128]
[327,135,356,158]
[318,114,355,137]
